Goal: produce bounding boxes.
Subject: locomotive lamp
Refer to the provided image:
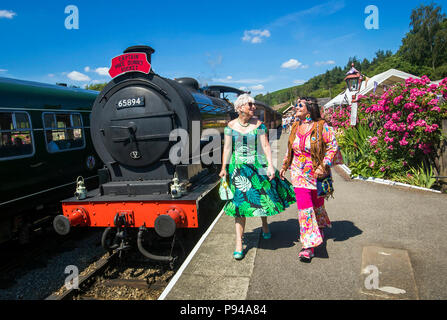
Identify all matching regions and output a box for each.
[170,172,183,198]
[74,176,87,200]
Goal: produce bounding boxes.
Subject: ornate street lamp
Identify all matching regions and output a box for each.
[344,63,365,126]
[344,63,364,98]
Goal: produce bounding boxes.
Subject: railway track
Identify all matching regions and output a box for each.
[45,238,187,300]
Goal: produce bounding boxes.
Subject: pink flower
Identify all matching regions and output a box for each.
[418,143,432,154]
[369,161,375,168]
[425,124,439,133]
[428,98,439,106]
[393,96,404,106]
[369,136,379,146]
[415,119,427,127]
[399,137,408,146]
[429,84,438,91]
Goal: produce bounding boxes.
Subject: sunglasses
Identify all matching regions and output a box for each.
[246,102,255,107]
[297,100,312,108]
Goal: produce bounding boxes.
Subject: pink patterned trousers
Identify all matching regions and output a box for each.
[294,188,332,249]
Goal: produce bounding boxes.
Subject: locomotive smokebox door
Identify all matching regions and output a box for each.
[100,83,173,167]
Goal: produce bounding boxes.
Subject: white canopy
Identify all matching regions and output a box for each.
[324,68,419,110]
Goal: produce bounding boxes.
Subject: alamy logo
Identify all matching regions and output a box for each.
[64,265,79,290]
[65,5,79,30]
[363,265,379,289]
[364,5,379,30]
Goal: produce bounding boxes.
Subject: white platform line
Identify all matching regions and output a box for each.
[337,164,441,194]
[158,208,224,300]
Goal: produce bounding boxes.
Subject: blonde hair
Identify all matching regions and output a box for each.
[234,93,255,114]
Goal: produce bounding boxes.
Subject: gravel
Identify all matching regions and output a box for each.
[0,230,105,300]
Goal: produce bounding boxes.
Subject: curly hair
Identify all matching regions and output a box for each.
[234,93,255,114]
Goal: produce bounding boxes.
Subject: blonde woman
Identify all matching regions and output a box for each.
[219,94,295,260]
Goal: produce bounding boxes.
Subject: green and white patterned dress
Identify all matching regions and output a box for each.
[223,123,296,217]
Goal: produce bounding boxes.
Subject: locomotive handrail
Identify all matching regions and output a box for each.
[112,133,171,142]
[197,103,232,113]
[109,111,175,121]
[99,78,170,103]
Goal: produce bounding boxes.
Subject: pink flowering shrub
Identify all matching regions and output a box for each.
[324,105,352,129]
[351,75,447,181]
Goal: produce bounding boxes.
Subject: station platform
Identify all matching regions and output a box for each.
[160,133,447,300]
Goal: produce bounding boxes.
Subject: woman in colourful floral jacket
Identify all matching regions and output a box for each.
[280,97,341,262]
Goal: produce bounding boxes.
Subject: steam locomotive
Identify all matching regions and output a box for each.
[53,45,281,263]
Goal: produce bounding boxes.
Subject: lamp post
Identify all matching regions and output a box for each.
[344,63,364,126]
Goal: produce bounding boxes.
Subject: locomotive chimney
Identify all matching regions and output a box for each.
[124,45,155,64]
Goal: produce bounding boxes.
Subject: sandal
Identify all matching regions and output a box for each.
[298,248,314,262]
[233,251,244,260]
[262,232,271,240]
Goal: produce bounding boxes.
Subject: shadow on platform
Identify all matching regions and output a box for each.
[253,219,362,259]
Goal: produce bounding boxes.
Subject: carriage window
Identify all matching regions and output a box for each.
[0,112,34,160]
[43,112,85,153]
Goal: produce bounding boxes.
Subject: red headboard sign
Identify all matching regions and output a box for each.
[108,52,151,78]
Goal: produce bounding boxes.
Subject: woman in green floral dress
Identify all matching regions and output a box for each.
[219,94,296,260]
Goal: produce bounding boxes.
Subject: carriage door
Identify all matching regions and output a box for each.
[0,111,38,204]
[43,112,87,183]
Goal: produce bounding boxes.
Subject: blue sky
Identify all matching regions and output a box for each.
[0,0,446,96]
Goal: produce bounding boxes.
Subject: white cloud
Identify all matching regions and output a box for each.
[315,60,336,66]
[84,66,91,72]
[250,84,264,91]
[0,69,7,73]
[242,29,271,44]
[281,59,305,70]
[293,80,306,85]
[239,84,264,92]
[67,71,90,82]
[47,73,55,77]
[90,79,107,84]
[0,10,16,19]
[95,67,109,76]
[212,76,271,85]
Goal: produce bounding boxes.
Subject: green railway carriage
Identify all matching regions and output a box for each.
[0,77,100,243]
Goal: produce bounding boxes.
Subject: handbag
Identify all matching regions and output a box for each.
[317,174,334,198]
[219,177,234,200]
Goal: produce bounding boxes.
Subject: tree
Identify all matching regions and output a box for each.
[398,3,447,70]
[85,82,107,91]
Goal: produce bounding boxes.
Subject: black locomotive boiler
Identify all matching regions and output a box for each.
[53,45,281,263]
[52,46,232,261]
